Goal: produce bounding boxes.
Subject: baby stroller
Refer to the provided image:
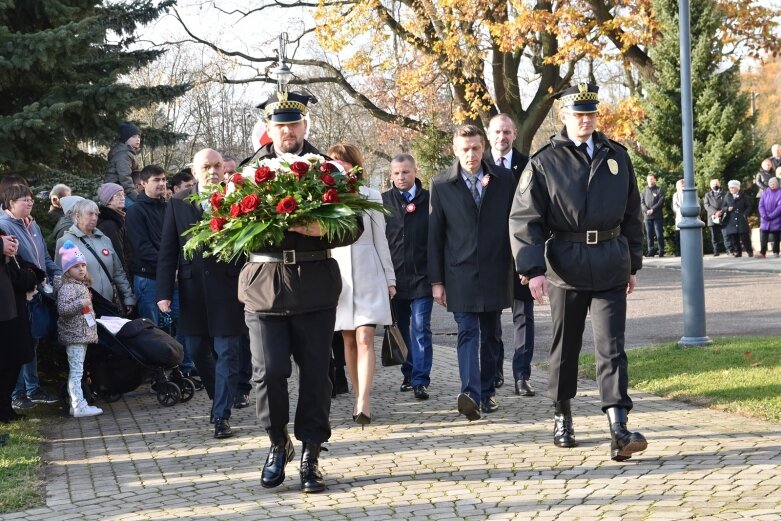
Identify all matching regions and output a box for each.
[84,289,197,407]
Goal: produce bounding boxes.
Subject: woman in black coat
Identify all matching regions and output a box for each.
[722,180,754,257]
[97,183,132,277]
[0,231,42,423]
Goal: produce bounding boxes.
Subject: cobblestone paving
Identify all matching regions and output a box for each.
[8,339,781,520]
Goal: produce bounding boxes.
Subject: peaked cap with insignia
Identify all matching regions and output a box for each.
[257,91,317,123]
[556,83,599,114]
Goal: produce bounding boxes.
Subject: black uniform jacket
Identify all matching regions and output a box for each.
[382,179,431,301]
[428,159,514,313]
[509,128,643,292]
[156,187,247,337]
[238,141,364,316]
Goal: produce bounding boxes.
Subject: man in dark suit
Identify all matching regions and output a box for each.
[484,114,535,395]
[509,83,647,462]
[429,124,515,420]
[156,148,247,440]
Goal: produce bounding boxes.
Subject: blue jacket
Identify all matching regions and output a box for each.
[0,212,61,277]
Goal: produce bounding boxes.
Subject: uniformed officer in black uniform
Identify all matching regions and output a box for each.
[508,83,648,462]
[239,91,363,492]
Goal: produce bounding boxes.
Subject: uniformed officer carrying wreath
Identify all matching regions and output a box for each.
[508,83,648,462]
[239,91,363,492]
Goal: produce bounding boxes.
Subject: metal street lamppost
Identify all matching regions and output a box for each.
[677,0,711,347]
[271,32,293,94]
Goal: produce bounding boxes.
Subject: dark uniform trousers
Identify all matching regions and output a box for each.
[547,283,633,412]
[245,309,335,444]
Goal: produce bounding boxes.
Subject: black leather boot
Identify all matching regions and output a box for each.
[261,428,295,488]
[606,407,647,461]
[553,400,577,448]
[300,442,326,493]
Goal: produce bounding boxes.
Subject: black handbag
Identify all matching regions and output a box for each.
[381,300,408,367]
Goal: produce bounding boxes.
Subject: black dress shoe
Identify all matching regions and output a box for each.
[553,400,577,448]
[514,379,536,397]
[606,407,648,461]
[261,428,295,488]
[214,417,234,439]
[300,442,326,493]
[494,375,504,389]
[480,396,498,413]
[413,385,429,400]
[457,393,481,421]
[234,394,251,409]
[400,377,412,392]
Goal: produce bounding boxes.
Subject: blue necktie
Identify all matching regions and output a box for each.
[403,191,412,202]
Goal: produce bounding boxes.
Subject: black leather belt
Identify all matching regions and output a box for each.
[550,226,621,245]
[249,250,331,264]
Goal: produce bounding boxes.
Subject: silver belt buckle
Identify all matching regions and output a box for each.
[586,231,598,245]
[282,250,296,264]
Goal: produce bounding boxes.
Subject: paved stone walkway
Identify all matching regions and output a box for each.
[7,338,781,520]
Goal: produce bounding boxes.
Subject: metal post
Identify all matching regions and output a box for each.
[677,0,711,346]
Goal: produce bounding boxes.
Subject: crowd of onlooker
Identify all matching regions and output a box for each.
[642,144,781,258]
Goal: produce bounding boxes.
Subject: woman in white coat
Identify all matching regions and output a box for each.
[328,144,396,427]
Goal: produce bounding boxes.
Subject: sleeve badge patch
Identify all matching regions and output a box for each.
[608,159,619,175]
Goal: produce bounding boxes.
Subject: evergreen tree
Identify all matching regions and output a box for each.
[633,0,762,196]
[0,0,189,182]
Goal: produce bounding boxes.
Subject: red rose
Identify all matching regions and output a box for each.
[320,173,335,186]
[289,161,310,179]
[346,176,357,193]
[254,166,275,184]
[210,192,224,210]
[320,162,337,174]
[210,217,228,232]
[240,193,261,213]
[275,196,298,214]
[229,203,242,218]
[322,188,339,203]
[230,173,244,186]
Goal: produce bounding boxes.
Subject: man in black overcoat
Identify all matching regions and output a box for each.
[509,83,648,462]
[238,92,363,494]
[156,148,247,440]
[429,124,514,421]
[484,113,536,396]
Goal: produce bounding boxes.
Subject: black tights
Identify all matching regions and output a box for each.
[0,360,23,423]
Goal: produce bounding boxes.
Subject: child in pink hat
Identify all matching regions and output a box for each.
[56,240,102,418]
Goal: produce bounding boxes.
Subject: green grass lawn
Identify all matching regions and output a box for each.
[0,418,45,513]
[579,337,781,423]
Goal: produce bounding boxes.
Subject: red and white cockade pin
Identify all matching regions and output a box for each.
[101,248,110,256]
[481,175,490,187]
[405,203,416,214]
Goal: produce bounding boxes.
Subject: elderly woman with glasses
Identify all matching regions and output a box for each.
[0,183,62,409]
[55,199,135,316]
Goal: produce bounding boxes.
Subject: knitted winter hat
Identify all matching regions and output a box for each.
[97,183,123,206]
[59,240,87,273]
[60,195,85,215]
[119,122,141,143]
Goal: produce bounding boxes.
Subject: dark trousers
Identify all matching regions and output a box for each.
[707,224,729,253]
[760,230,780,255]
[548,284,632,412]
[185,335,241,419]
[0,359,23,422]
[727,232,753,255]
[237,335,253,395]
[453,311,501,403]
[245,309,335,443]
[511,298,535,381]
[644,218,665,254]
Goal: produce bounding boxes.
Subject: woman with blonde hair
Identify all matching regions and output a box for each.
[328,144,396,427]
